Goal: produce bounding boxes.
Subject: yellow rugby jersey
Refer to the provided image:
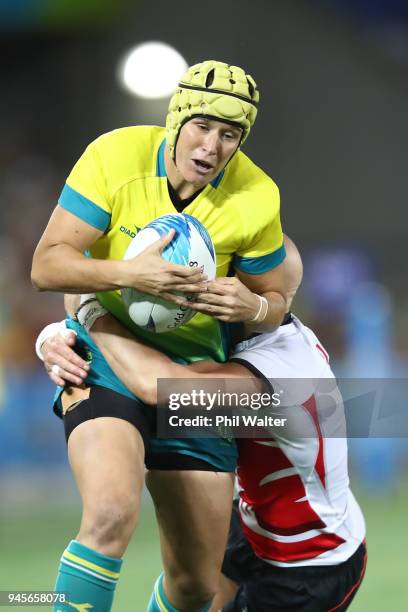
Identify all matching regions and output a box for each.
[58,126,285,362]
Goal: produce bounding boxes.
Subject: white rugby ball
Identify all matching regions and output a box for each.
[121,213,216,333]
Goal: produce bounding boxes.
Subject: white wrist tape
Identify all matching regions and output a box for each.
[74,294,108,333]
[247,295,269,325]
[35,320,76,362]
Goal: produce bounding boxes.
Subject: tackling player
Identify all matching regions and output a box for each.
[210,239,367,611]
[31,61,287,611]
[38,237,366,611]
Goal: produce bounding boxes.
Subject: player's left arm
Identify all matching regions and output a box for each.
[238,264,286,329]
[186,264,286,331]
[186,182,287,330]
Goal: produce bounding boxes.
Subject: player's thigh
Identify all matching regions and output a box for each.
[146,469,234,578]
[65,386,148,510]
[69,418,145,507]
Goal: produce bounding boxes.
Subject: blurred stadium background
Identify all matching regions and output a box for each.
[0,0,407,609]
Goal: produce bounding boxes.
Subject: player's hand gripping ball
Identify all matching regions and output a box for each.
[122,213,216,333]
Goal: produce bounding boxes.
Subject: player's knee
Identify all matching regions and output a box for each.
[170,573,217,608]
[80,492,139,554]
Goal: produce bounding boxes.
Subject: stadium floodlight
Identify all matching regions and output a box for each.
[118,41,188,99]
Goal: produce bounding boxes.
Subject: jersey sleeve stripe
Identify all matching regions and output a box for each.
[156,139,166,177]
[219,320,231,361]
[59,183,111,231]
[210,169,225,188]
[233,243,286,274]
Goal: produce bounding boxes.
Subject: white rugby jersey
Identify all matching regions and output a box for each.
[231,315,365,567]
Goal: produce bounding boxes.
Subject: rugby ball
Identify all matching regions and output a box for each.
[121,213,216,333]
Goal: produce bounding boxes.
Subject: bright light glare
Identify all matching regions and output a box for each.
[118,42,188,99]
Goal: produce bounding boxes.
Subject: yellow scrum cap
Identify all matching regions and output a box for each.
[166,60,259,159]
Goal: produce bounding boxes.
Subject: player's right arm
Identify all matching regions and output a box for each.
[31,208,204,297]
[40,312,253,403]
[31,135,205,297]
[39,312,196,403]
[32,205,122,293]
[91,314,253,401]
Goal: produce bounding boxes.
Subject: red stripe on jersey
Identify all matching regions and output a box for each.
[241,520,346,563]
[316,343,329,363]
[242,474,326,535]
[303,395,326,489]
[238,440,327,535]
[237,440,293,503]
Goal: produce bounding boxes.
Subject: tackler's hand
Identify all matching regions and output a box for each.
[42,332,90,387]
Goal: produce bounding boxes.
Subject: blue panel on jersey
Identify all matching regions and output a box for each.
[156,139,166,177]
[59,183,111,231]
[210,169,224,188]
[219,320,231,359]
[234,243,286,274]
[156,138,224,188]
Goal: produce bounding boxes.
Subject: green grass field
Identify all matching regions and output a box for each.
[1,488,407,611]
